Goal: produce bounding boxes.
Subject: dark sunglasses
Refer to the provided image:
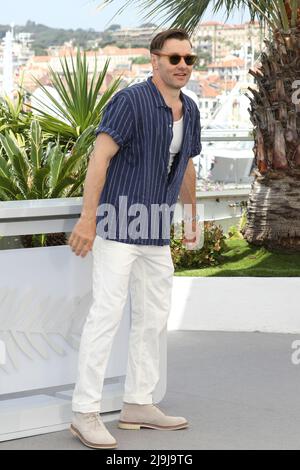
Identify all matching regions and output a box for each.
[152,51,197,66]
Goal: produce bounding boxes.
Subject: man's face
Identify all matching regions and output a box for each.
[151,38,194,90]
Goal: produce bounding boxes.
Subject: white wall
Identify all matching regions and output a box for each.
[168,277,300,333]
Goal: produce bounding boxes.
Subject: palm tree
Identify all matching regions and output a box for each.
[97,0,300,252]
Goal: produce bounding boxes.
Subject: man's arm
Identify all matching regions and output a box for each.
[68,133,119,257]
[179,158,196,208]
[179,159,197,244]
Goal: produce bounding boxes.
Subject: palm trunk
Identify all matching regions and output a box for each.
[245,27,300,251]
[242,169,300,251]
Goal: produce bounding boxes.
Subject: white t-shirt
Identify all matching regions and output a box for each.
[168,116,184,174]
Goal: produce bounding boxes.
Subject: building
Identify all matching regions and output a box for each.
[19,45,151,93]
[207,56,246,81]
[109,26,163,47]
[193,21,263,62]
[98,46,150,71]
[0,28,35,95]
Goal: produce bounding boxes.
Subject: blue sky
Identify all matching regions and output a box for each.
[2,0,250,31]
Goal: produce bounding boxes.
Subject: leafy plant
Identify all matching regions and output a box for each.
[170,221,227,270]
[0,119,93,201]
[28,49,122,144]
[0,120,95,247]
[227,224,244,240]
[0,89,32,135]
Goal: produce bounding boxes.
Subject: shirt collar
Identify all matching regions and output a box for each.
[146,76,191,113]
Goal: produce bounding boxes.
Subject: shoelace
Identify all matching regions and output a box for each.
[86,412,104,428]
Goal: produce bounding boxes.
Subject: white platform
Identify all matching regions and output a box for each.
[0,388,121,442]
[168,277,300,333]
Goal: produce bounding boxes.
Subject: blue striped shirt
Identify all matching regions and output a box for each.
[95,76,201,245]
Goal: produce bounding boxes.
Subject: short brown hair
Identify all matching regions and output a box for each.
[150,29,192,53]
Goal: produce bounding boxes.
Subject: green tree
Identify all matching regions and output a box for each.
[106,24,121,31]
[131,56,151,64]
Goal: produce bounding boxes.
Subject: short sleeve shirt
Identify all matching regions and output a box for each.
[95,76,202,246]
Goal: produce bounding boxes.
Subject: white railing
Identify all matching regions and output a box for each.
[195,131,255,188]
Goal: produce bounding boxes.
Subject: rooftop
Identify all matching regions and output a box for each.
[208,57,245,68]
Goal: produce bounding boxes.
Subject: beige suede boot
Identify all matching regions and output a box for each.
[70,412,117,449]
[118,403,188,430]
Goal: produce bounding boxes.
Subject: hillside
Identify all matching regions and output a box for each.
[0,20,102,55]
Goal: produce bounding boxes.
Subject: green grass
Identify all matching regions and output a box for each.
[175,238,300,277]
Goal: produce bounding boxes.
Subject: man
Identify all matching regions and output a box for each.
[68,28,201,449]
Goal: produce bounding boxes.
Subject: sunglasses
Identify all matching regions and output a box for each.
[152,51,197,66]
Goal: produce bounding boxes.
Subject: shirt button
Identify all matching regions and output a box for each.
[169,124,172,128]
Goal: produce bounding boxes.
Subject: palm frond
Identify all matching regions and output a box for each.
[0,89,32,134]
[0,154,10,179]
[0,175,20,199]
[95,0,300,33]
[58,126,95,181]
[95,0,252,33]
[27,50,121,142]
[0,124,90,201]
[30,120,43,169]
[64,173,86,197]
[0,132,30,196]
[50,176,78,198]
[48,141,65,189]
[31,167,50,199]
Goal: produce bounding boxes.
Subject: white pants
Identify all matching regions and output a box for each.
[72,236,174,413]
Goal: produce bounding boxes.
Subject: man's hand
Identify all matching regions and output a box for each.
[179,159,200,250]
[182,221,202,251]
[68,214,96,258]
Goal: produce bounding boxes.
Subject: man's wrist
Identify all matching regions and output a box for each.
[80,212,96,222]
[184,214,200,223]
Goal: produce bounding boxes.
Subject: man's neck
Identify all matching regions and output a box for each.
[151,76,181,108]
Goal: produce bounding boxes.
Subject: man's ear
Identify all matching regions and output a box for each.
[151,53,158,70]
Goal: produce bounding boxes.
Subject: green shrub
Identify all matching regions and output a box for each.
[170,221,227,270]
[0,90,32,135]
[227,224,244,240]
[0,120,94,201]
[227,207,248,240]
